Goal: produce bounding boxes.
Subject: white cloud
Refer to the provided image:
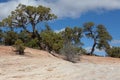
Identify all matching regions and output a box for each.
[55,28,65,33]
[85,47,92,53]
[111,40,120,44]
[85,46,106,56]
[1,0,120,20]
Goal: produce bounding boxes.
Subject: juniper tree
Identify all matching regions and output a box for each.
[60,27,83,62]
[83,22,112,55]
[1,4,57,38]
[40,29,63,53]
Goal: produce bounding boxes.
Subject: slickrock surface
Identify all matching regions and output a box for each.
[0,46,120,80]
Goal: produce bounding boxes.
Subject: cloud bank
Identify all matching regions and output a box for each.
[1,0,120,20]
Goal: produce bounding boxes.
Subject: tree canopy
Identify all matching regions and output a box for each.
[62,27,83,46]
[0,4,117,59]
[83,22,112,55]
[0,4,57,37]
[40,26,63,52]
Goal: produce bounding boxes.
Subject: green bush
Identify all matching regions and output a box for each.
[107,47,120,58]
[40,31,63,53]
[26,38,39,48]
[4,31,18,45]
[14,39,25,55]
[18,30,32,43]
[0,29,3,44]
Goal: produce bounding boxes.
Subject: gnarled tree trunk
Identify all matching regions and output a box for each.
[90,42,97,55]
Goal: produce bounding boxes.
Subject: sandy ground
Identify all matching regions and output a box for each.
[0,46,120,80]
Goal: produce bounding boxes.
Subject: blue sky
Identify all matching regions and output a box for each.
[48,10,120,56]
[0,0,120,55]
[49,10,120,46]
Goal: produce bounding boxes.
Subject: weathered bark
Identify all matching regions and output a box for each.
[90,42,97,55]
[31,23,36,38]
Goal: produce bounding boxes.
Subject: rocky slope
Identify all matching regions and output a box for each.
[0,46,120,80]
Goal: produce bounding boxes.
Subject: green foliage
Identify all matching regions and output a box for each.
[0,22,2,26]
[14,39,25,55]
[0,4,115,59]
[6,4,56,37]
[83,22,94,35]
[40,30,63,52]
[18,30,32,43]
[26,38,39,48]
[97,25,112,50]
[62,27,83,46]
[0,29,3,44]
[18,30,40,49]
[0,16,14,31]
[4,31,18,45]
[107,47,120,58]
[60,27,83,62]
[83,22,112,55]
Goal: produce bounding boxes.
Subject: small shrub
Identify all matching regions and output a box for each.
[78,48,87,55]
[107,47,120,58]
[60,43,80,63]
[26,38,39,48]
[0,29,3,44]
[18,30,32,43]
[14,39,25,55]
[4,31,18,45]
[40,31,63,53]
